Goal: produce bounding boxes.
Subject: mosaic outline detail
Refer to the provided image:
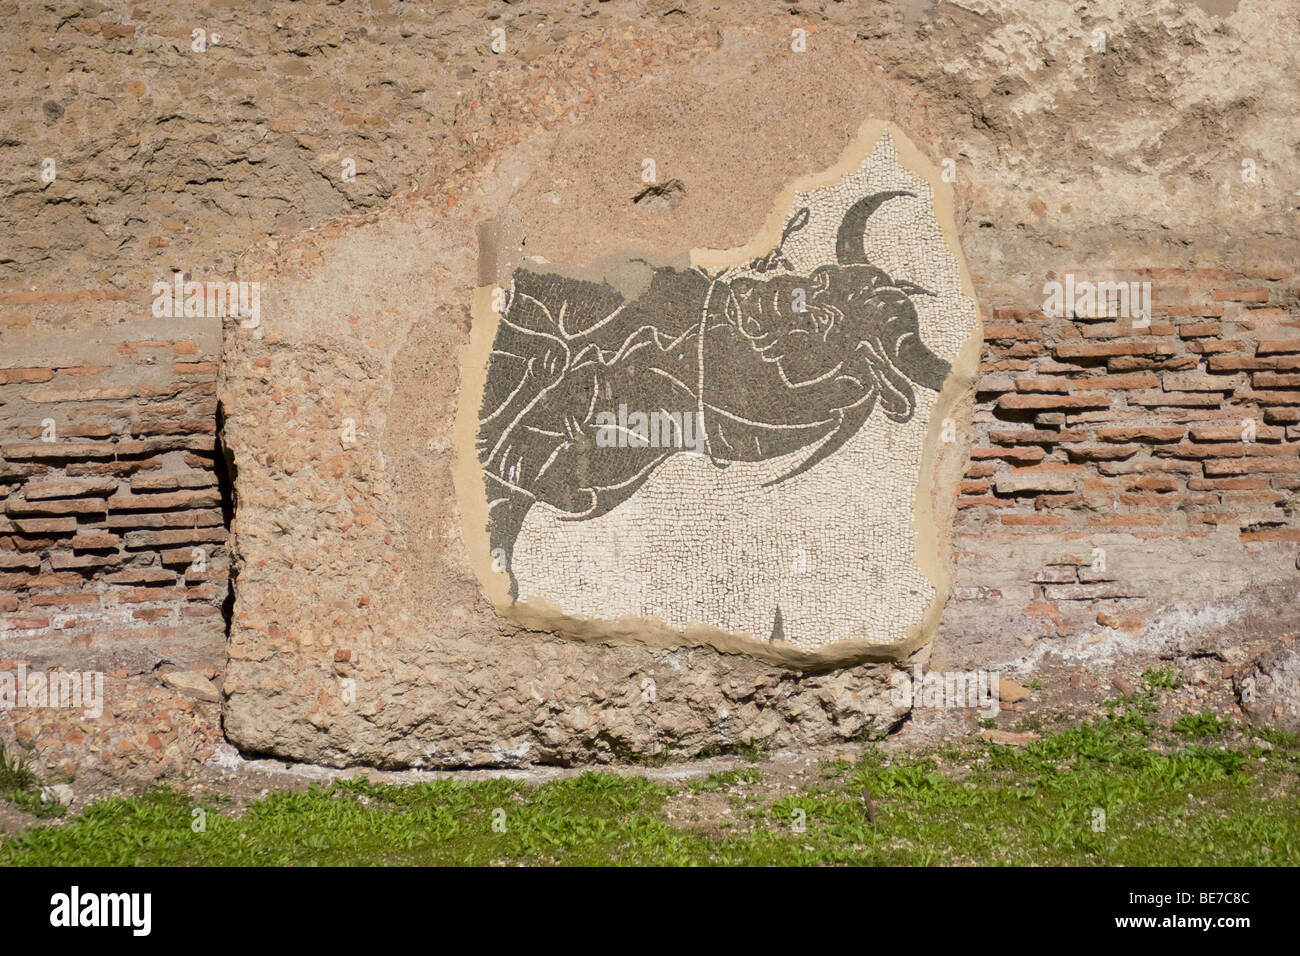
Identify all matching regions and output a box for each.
[455,120,982,666]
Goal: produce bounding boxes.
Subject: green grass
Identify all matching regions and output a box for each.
[0,743,65,819]
[1142,667,1184,690]
[686,768,762,792]
[1172,711,1230,738]
[2,702,1297,866]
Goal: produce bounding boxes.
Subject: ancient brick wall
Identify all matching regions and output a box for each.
[2,0,1297,777]
[931,252,1299,681]
[0,319,228,670]
[968,265,1298,541]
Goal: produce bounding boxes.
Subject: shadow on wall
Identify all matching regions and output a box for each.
[214,401,237,642]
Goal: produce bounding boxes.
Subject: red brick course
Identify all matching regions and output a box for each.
[960,266,1298,595]
[1,342,228,642]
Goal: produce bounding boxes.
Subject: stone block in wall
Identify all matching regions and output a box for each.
[219,33,985,767]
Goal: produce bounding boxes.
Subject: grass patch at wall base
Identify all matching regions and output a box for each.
[2,701,1296,866]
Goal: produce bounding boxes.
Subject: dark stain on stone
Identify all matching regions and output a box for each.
[632,178,685,213]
